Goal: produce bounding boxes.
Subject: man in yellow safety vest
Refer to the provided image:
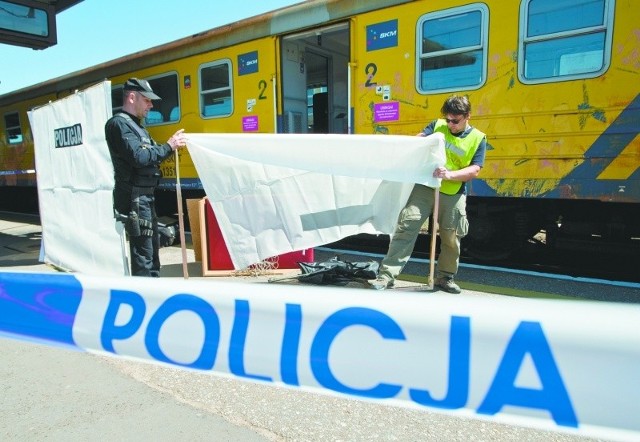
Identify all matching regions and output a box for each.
[371,94,487,293]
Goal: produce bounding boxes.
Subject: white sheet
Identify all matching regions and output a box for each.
[28,81,128,275]
[186,133,445,269]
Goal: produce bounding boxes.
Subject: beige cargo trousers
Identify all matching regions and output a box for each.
[378,183,468,282]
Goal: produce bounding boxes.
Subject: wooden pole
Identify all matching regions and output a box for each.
[428,186,439,290]
[175,150,189,279]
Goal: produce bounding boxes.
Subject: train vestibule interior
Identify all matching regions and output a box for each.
[280,23,349,134]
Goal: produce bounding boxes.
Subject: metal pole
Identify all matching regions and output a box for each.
[347,62,352,134]
[272,74,278,133]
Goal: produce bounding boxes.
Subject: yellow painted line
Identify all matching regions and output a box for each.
[397,274,580,301]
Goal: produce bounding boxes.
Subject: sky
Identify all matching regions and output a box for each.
[0,0,303,95]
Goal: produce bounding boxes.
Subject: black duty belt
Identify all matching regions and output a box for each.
[132,186,156,194]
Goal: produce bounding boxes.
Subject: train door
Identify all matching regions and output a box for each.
[279,23,349,134]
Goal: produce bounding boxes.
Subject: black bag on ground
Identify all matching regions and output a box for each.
[296,256,379,286]
[157,216,179,248]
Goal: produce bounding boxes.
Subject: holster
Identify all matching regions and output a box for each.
[126,211,142,237]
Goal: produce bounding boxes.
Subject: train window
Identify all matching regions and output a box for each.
[110,85,124,114]
[199,60,233,118]
[519,0,614,83]
[110,74,179,124]
[416,4,488,93]
[145,73,180,125]
[3,112,22,145]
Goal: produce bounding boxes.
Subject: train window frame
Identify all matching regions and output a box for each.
[518,0,615,84]
[199,59,233,119]
[3,111,23,145]
[144,72,181,125]
[415,3,488,94]
[110,84,124,115]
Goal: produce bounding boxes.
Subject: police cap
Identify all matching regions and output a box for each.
[123,78,161,100]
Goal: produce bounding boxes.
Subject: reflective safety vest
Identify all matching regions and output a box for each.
[433,119,485,195]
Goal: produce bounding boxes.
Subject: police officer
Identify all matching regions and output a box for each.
[105,78,186,277]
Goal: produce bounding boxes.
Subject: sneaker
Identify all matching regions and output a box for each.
[435,276,461,294]
[369,276,394,290]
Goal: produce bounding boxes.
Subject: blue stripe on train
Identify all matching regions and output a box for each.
[538,92,640,201]
[0,273,82,347]
[575,93,640,162]
[471,93,640,201]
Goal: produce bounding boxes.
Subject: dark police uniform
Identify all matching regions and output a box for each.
[105,111,173,277]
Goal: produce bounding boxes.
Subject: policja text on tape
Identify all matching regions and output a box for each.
[0,271,638,441]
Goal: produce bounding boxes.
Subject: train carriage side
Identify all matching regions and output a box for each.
[107,35,280,194]
[0,92,57,188]
[0,91,63,211]
[2,0,637,262]
[0,0,415,212]
[349,0,639,260]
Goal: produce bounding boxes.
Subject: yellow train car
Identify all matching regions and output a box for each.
[348,0,640,259]
[1,0,638,260]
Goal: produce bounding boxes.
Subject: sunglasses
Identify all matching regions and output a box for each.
[445,118,462,124]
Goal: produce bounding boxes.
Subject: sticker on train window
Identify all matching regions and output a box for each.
[518,0,614,83]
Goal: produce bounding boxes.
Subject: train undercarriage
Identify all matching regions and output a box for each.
[464,197,640,262]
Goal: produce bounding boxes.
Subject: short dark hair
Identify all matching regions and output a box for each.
[441,95,471,116]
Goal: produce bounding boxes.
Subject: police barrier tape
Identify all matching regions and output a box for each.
[1,271,639,441]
